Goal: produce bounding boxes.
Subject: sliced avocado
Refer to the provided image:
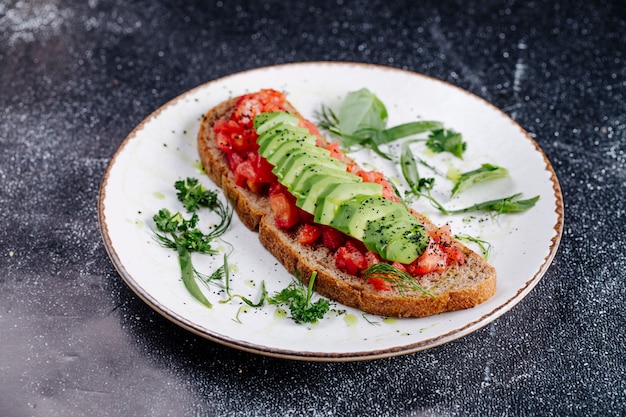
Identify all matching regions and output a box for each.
[384,230,429,264]
[296,172,361,213]
[363,217,428,263]
[314,182,384,225]
[274,154,346,185]
[272,151,327,178]
[265,140,330,166]
[328,194,371,235]
[257,127,316,157]
[331,196,407,240]
[290,165,360,197]
[254,112,299,135]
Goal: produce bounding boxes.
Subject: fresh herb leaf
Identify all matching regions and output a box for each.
[426,129,466,158]
[317,106,391,158]
[153,178,233,309]
[153,210,216,253]
[337,88,388,137]
[448,193,540,215]
[194,261,227,292]
[175,177,218,212]
[268,272,330,324]
[316,105,343,138]
[153,209,185,234]
[363,263,435,298]
[450,164,509,197]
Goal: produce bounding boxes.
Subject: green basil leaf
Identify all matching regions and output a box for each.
[338,88,388,136]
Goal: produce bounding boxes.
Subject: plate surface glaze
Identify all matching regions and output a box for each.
[98,62,563,361]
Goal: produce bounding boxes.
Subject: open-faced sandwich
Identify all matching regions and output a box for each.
[197,89,496,318]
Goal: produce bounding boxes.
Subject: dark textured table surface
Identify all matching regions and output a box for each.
[1,1,625,416]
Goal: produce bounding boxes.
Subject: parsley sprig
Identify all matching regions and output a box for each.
[153,178,233,308]
[153,179,330,323]
[221,267,330,324]
[268,272,330,324]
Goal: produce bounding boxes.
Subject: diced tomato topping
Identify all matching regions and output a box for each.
[406,238,448,276]
[299,118,324,138]
[368,277,392,291]
[232,152,276,191]
[356,169,399,202]
[214,119,256,153]
[365,250,381,268]
[298,209,314,225]
[391,261,408,273]
[233,89,286,129]
[249,153,276,183]
[325,141,347,161]
[269,184,300,229]
[232,158,255,187]
[321,226,346,251]
[442,243,466,264]
[334,241,368,276]
[298,224,322,245]
[429,224,466,265]
[226,151,244,173]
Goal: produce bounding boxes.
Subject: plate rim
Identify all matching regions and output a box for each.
[97,61,564,361]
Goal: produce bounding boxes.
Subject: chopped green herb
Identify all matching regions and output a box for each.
[176,242,213,308]
[175,177,219,212]
[152,178,233,309]
[268,272,330,324]
[320,89,540,219]
[425,129,467,159]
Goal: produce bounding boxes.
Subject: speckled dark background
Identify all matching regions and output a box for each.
[1,0,624,416]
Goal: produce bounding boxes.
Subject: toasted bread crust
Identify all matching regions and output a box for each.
[197,94,496,317]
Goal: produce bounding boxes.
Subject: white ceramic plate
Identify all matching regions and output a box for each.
[98,62,563,361]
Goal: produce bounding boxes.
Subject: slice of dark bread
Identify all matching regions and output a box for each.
[197,94,496,317]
